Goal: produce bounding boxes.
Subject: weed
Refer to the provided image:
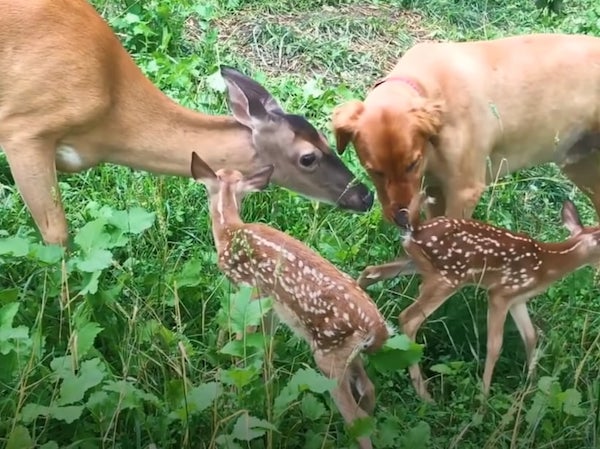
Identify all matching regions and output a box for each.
[1,0,600,448]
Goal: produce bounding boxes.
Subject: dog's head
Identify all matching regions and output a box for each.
[332,94,444,226]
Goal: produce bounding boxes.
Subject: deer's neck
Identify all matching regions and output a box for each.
[539,238,590,281]
[96,74,256,177]
[208,186,244,254]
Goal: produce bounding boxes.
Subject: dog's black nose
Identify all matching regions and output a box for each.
[394,208,409,228]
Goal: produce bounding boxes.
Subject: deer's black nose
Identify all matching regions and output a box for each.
[394,208,410,229]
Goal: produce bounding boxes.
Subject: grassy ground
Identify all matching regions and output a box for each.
[1,0,600,448]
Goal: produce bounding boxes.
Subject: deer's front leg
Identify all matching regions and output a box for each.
[314,349,372,449]
[399,277,456,403]
[357,258,416,289]
[3,139,68,245]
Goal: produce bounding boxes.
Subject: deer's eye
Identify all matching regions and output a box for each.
[299,153,317,167]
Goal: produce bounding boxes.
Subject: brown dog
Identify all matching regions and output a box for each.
[333,33,600,227]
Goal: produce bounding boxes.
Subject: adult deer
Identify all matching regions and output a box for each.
[0,0,373,245]
[358,193,600,402]
[190,152,389,449]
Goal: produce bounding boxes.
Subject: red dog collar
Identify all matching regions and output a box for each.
[372,76,423,96]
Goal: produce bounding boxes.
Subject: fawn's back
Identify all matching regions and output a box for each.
[406,217,549,290]
[219,222,389,352]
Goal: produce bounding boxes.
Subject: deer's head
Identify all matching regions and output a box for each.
[220,66,373,213]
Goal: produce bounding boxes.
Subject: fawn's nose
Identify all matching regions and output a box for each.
[393,208,410,229]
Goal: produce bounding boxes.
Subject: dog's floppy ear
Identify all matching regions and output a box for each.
[332,100,364,155]
[413,100,445,138]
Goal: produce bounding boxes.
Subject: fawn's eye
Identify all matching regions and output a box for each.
[299,153,317,168]
[406,157,421,173]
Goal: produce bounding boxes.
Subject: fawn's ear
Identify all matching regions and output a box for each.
[240,165,275,193]
[191,152,217,182]
[561,200,583,236]
[332,100,364,155]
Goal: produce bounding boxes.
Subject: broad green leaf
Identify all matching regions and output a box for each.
[0,302,20,328]
[301,393,326,421]
[227,288,273,335]
[29,243,64,264]
[214,435,243,449]
[219,333,267,358]
[169,382,222,421]
[220,366,261,389]
[79,270,102,295]
[40,442,59,449]
[347,416,375,441]
[57,358,106,405]
[273,367,336,420]
[103,380,160,410]
[430,363,456,375]
[76,248,113,272]
[20,403,83,424]
[375,415,403,448]
[206,69,226,92]
[50,355,74,379]
[292,367,336,394]
[0,288,19,304]
[384,334,415,351]
[561,388,584,416]
[399,421,431,449]
[50,405,84,424]
[0,302,31,355]
[0,236,29,257]
[174,258,205,288]
[21,403,50,423]
[231,413,277,442]
[107,207,155,235]
[525,391,548,425]
[6,425,33,449]
[75,322,104,357]
[184,382,222,415]
[369,335,423,373]
[74,218,111,252]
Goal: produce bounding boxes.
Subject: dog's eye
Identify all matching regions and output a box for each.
[406,158,420,173]
[299,153,317,167]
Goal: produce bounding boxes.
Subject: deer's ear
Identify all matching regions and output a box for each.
[191,152,217,181]
[332,100,364,155]
[240,165,275,193]
[220,66,283,129]
[561,200,583,236]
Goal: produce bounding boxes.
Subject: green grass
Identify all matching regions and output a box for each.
[2,0,600,448]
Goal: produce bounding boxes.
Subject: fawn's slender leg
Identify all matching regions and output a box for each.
[314,349,372,449]
[482,294,510,395]
[349,357,376,415]
[399,276,456,402]
[2,139,67,245]
[357,258,416,288]
[508,301,538,367]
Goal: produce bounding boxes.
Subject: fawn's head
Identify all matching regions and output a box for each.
[191,152,274,221]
